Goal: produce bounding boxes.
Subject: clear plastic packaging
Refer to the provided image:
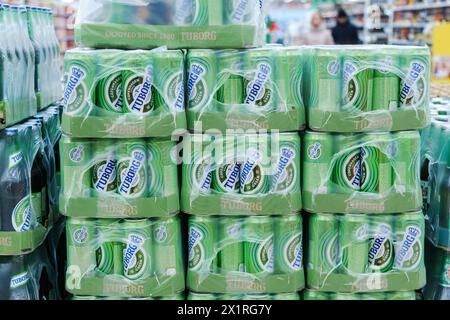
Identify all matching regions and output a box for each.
[302,130,422,214]
[181,133,302,215]
[302,289,417,300]
[62,48,186,138]
[187,47,305,132]
[423,240,450,300]
[306,211,426,292]
[187,214,304,293]
[0,243,59,300]
[420,99,449,249]
[0,108,61,255]
[74,0,265,49]
[60,136,179,218]
[65,216,184,297]
[72,293,184,300]
[303,45,430,132]
[187,292,300,300]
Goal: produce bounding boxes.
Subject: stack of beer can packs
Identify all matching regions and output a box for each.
[0,4,62,130]
[301,46,431,300]
[0,104,63,300]
[421,97,450,300]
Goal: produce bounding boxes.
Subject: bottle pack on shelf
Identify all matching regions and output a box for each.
[74,0,265,49]
[186,47,305,132]
[303,45,430,132]
[182,133,302,215]
[0,106,62,255]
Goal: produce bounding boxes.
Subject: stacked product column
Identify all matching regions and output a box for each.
[301,45,431,300]
[61,44,186,301]
[183,47,306,299]
[421,98,450,300]
[0,2,63,300]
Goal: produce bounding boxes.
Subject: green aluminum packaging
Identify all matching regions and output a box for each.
[65,216,185,297]
[304,45,430,132]
[60,136,180,218]
[302,131,421,214]
[182,133,302,215]
[186,47,305,133]
[187,215,304,294]
[306,211,426,292]
[62,48,186,138]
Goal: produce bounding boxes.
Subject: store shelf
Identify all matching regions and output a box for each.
[392,1,450,11]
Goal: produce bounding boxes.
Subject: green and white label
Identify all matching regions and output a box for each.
[188,225,204,271]
[123,233,148,280]
[64,66,87,115]
[12,197,32,232]
[394,225,422,271]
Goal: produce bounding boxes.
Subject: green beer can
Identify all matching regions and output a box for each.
[271,133,301,194]
[95,219,118,275]
[152,216,183,277]
[371,53,400,111]
[392,131,420,194]
[191,0,208,25]
[95,50,124,114]
[339,214,369,274]
[66,218,97,275]
[367,133,394,194]
[239,134,270,195]
[187,50,218,112]
[223,0,254,25]
[122,51,156,115]
[117,140,148,199]
[61,136,92,198]
[308,47,342,112]
[122,219,153,280]
[212,135,241,194]
[189,216,218,273]
[274,215,303,274]
[285,48,304,111]
[368,215,394,273]
[218,217,245,273]
[244,216,274,274]
[91,140,118,196]
[147,139,177,197]
[359,135,382,193]
[63,49,97,117]
[308,213,339,275]
[153,50,185,113]
[393,211,424,272]
[243,48,275,112]
[183,134,214,195]
[216,50,244,107]
[341,51,374,112]
[399,49,430,109]
[303,132,334,194]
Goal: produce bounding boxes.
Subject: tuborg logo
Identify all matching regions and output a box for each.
[123,234,145,273]
[399,61,426,105]
[95,159,117,192]
[394,226,421,268]
[231,0,251,23]
[187,63,205,100]
[245,63,271,105]
[119,150,145,195]
[130,67,154,113]
[240,149,262,186]
[308,142,321,160]
[64,66,86,106]
[74,225,89,244]
[10,272,30,289]
[272,147,295,186]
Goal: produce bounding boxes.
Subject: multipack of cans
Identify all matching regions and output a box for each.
[65,216,184,298]
[302,131,422,214]
[62,48,186,138]
[0,106,62,255]
[0,5,61,129]
[420,98,449,248]
[188,292,300,300]
[60,136,179,218]
[423,240,450,300]
[302,289,417,300]
[72,293,185,300]
[306,211,426,292]
[303,45,430,132]
[186,47,305,132]
[74,0,265,49]
[187,215,304,293]
[182,133,302,215]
